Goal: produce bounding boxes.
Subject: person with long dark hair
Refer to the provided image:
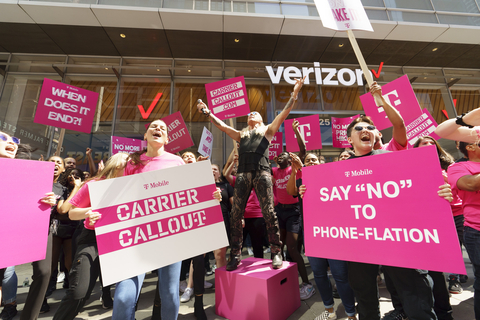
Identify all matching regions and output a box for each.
[196,77,305,270]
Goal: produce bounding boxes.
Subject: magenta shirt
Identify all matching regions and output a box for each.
[380,138,408,152]
[272,166,302,205]
[124,152,184,175]
[448,161,480,231]
[69,181,96,230]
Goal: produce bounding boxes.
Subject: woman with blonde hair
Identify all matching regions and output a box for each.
[197,77,305,270]
[52,152,129,320]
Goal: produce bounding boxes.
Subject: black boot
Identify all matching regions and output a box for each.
[194,295,207,320]
[226,254,241,271]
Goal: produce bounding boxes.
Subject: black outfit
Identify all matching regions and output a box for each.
[230,132,282,256]
[20,183,65,320]
[346,150,436,320]
[215,180,234,242]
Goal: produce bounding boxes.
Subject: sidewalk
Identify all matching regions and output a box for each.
[7,249,475,320]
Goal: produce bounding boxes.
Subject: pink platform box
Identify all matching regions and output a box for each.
[215,257,301,320]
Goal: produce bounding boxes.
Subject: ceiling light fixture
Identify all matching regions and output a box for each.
[157,69,160,72]
[338,43,344,47]
[234,39,240,43]
[188,69,191,73]
[120,34,126,38]
[105,67,108,70]
[432,47,438,51]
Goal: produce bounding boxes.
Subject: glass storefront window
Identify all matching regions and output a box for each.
[365,9,389,20]
[275,84,321,111]
[361,0,386,7]
[0,74,62,159]
[8,54,67,73]
[384,0,433,10]
[437,14,480,26]
[99,0,162,7]
[281,4,317,16]
[404,67,445,84]
[66,56,121,75]
[322,86,365,111]
[387,10,438,23]
[412,84,452,125]
[249,2,281,14]
[450,87,480,115]
[444,69,480,86]
[175,60,223,77]
[163,0,194,9]
[115,77,171,138]
[122,58,172,76]
[432,0,480,13]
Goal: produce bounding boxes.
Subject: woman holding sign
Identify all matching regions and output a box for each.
[112,120,221,320]
[197,77,305,271]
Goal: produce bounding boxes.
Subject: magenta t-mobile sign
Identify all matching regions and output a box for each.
[34,78,99,133]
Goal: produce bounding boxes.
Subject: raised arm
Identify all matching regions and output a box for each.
[435,108,480,143]
[223,146,237,177]
[86,148,96,177]
[286,153,303,196]
[197,100,241,142]
[265,77,305,139]
[370,82,407,147]
[292,120,306,161]
[224,154,238,186]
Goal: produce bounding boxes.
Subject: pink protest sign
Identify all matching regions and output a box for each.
[332,115,360,148]
[205,76,250,120]
[34,78,99,133]
[313,0,373,32]
[269,132,283,160]
[360,75,423,131]
[89,161,228,286]
[284,115,322,152]
[0,159,54,269]
[111,136,147,155]
[406,109,441,146]
[303,146,465,274]
[198,127,214,158]
[145,112,194,154]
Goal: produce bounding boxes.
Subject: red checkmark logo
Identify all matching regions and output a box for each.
[138,93,163,119]
[371,62,384,79]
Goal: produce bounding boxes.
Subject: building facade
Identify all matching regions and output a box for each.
[1,0,480,166]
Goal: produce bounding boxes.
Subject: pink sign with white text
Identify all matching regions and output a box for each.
[198,127,214,158]
[205,76,250,120]
[89,161,228,286]
[0,159,54,269]
[145,112,194,154]
[269,132,283,160]
[303,146,465,274]
[285,115,322,152]
[406,109,441,146]
[360,75,423,131]
[111,136,147,155]
[332,115,360,148]
[313,0,373,32]
[34,78,99,133]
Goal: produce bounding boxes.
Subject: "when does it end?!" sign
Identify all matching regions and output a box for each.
[34,79,99,133]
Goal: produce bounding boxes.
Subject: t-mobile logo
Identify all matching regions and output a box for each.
[295,124,311,144]
[377,90,402,114]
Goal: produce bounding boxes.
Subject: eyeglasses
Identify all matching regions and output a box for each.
[248,111,258,116]
[0,133,20,144]
[354,125,376,132]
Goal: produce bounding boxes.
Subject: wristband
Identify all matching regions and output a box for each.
[455,113,474,128]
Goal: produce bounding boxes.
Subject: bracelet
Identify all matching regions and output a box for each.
[290,92,298,101]
[455,113,474,128]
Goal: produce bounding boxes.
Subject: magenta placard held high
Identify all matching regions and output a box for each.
[111,136,147,155]
[34,78,99,133]
[284,115,322,152]
[268,132,283,160]
[332,115,360,148]
[145,112,194,154]
[303,146,465,274]
[360,75,423,131]
[205,76,250,120]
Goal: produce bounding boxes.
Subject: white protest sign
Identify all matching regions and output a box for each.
[198,127,214,158]
[89,161,228,285]
[314,0,373,32]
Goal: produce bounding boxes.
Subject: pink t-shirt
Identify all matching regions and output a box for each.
[380,138,408,152]
[125,152,184,175]
[231,176,263,218]
[448,161,480,231]
[272,166,301,205]
[443,169,463,217]
[69,180,96,230]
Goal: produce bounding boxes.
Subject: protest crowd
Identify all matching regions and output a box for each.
[0,76,478,320]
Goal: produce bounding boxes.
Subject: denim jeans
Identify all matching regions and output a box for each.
[464,226,480,319]
[2,266,17,304]
[112,261,181,320]
[308,257,356,316]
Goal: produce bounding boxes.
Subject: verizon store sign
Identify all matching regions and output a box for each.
[266,62,370,86]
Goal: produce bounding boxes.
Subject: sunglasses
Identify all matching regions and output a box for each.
[248,111,259,116]
[0,133,20,144]
[354,125,376,131]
